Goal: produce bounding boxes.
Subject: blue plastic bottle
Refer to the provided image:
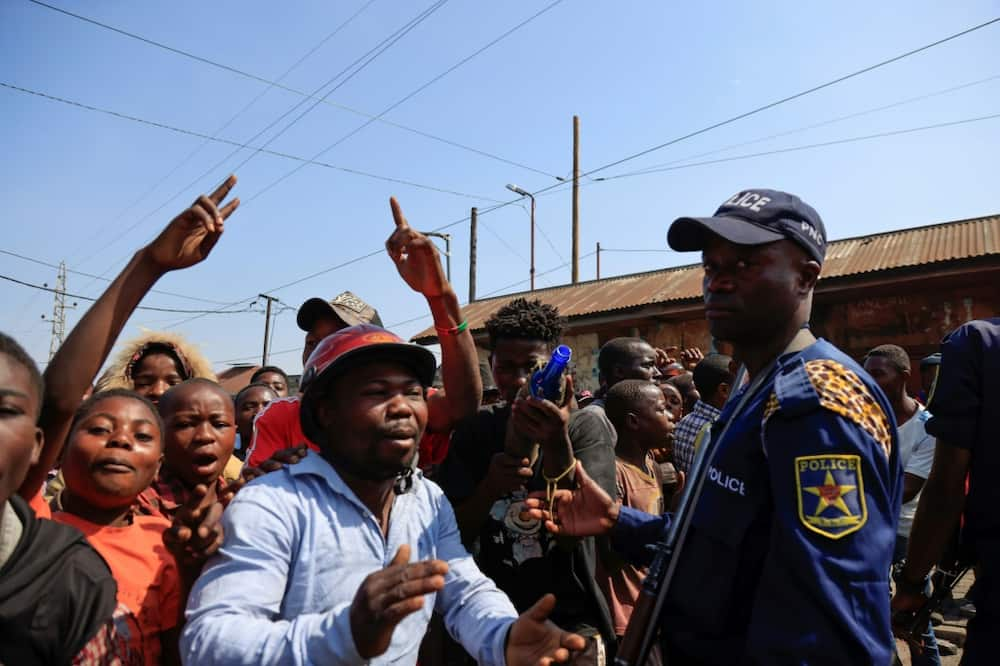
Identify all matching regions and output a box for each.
[530,345,572,401]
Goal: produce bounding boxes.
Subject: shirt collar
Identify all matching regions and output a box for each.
[693,399,722,418]
[288,450,423,517]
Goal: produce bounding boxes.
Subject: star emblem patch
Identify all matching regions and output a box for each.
[794,454,867,539]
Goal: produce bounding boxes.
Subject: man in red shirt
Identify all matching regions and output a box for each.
[245,197,480,472]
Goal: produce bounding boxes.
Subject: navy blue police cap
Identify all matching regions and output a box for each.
[668,189,827,264]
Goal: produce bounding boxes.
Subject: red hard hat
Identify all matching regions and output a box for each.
[299,324,437,443]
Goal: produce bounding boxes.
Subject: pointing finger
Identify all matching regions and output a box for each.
[389,196,409,231]
[209,174,238,205]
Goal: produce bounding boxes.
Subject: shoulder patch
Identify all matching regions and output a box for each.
[767,359,892,459]
[795,454,867,539]
[803,360,892,459]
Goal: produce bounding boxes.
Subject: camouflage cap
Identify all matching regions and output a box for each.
[296,291,383,332]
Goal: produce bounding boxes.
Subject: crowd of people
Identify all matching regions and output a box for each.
[0,180,994,666]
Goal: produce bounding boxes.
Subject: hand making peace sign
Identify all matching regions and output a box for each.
[145,174,240,272]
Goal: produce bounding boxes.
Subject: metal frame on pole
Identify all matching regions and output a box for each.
[421,231,452,282]
[258,294,279,366]
[505,184,536,291]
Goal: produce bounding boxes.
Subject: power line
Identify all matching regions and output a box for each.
[0,247,233,304]
[0,81,505,203]
[225,0,571,295]
[67,0,451,280]
[0,272,262,314]
[211,309,436,366]
[505,16,1000,206]
[228,0,450,175]
[600,248,675,253]
[615,72,1000,178]
[259,196,519,295]
[25,0,557,180]
[243,0,567,207]
[596,111,1000,181]
[160,296,260,329]
[172,99,1000,305]
[478,250,599,299]
[26,12,993,323]
[64,0,381,267]
[579,16,1000,180]
[214,346,299,366]
[264,106,1000,300]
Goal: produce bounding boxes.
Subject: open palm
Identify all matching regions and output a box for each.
[506,594,586,665]
[523,462,618,537]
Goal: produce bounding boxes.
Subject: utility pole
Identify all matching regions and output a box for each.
[469,207,478,302]
[258,294,279,366]
[42,261,76,361]
[596,242,601,280]
[572,114,580,283]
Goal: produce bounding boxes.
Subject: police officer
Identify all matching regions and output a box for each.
[892,318,1000,665]
[525,189,902,664]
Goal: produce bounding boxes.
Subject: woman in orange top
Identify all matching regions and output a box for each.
[52,389,182,666]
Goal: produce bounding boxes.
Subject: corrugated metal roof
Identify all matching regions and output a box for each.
[414,214,1000,343]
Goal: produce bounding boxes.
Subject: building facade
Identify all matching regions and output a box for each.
[415,214,1000,396]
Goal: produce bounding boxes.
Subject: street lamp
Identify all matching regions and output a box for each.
[419,231,452,282]
[506,183,535,291]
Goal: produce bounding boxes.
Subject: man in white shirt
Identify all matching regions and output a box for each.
[864,343,939,666]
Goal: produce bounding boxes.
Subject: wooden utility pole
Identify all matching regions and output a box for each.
[572,115,580,283]
[596,242,601,280]
[469,207,478,302]
[259,293,279,365]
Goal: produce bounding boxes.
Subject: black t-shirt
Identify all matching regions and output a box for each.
[0,494,118,665]
[439,402,618,643]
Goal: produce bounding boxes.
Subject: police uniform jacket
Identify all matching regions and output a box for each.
[611,338,902,664]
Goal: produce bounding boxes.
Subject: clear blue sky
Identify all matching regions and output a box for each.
[3,0,999,374]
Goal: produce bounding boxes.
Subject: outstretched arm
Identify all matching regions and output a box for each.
[386,197,481,432]
[20,176,240,500]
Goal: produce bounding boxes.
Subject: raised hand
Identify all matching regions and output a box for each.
[162,483,224,569]
[218,475,246,507]
[654,346,678,369]
[349,544,449,659]
[505,594,587,665]
[522,461,619,537]
[510,375,574,448]
[385,197,449,298]
[144,174,240,272]
[680,347,704,370]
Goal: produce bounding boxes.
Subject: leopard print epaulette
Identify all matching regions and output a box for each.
[763,360,892,459]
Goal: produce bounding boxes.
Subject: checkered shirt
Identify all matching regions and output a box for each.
[673,400,721,475]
